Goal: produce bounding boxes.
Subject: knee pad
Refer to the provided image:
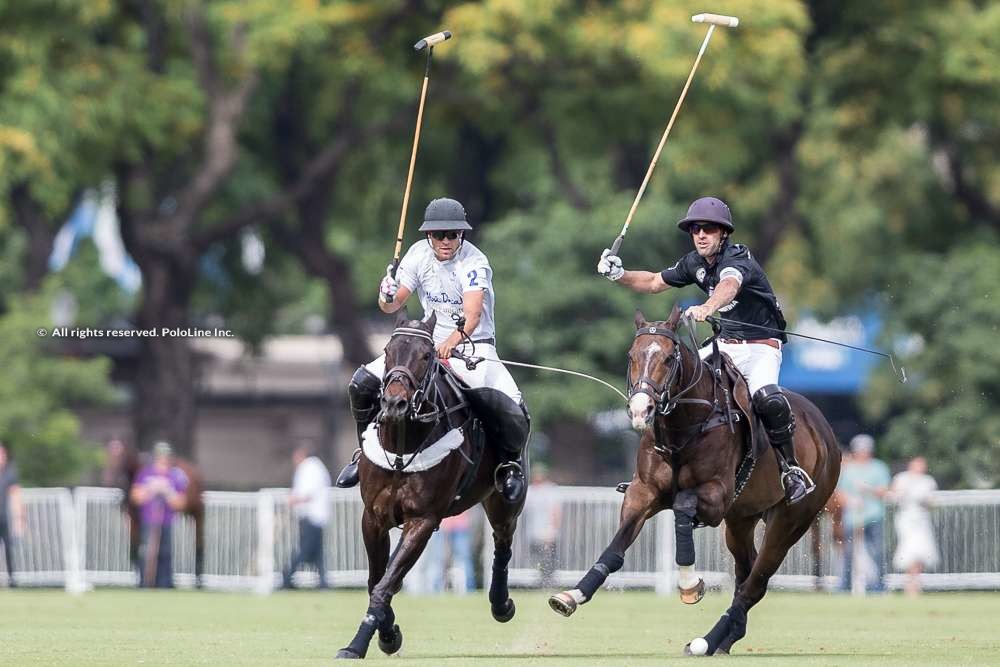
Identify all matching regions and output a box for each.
[752,384,795,437]
[349,366,381,424]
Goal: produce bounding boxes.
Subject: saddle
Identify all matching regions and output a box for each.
[710,350,769,462]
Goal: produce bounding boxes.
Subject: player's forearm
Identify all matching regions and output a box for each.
[702,279,739,314]
[378,296,406,314]
[619,270,669,294]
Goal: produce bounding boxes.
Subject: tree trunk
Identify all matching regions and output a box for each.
[10,184,64,293]
[130,254,200,457]
[270,188,374,368]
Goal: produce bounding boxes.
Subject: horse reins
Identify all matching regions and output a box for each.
[380,326,471,473]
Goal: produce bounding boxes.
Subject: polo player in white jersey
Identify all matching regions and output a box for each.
[336,198,529,504]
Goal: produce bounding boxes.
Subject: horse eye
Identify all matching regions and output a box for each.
[423,352,432,361]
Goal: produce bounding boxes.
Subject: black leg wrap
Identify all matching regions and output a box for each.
[342,607,383,658]
[673,490,698,567]
[703,613,732,656]
[726,603,747,644]
[577,550,624,600]
[489,556,510,606]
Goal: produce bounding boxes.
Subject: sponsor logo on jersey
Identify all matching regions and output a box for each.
[696,267,706,283]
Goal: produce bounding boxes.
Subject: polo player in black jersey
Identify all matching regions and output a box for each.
[597,196,814,504]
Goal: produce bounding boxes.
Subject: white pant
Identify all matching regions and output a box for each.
[365,344,522,404]
[699,340,782,396]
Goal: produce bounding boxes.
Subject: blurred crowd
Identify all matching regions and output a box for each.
[1,435,943,595]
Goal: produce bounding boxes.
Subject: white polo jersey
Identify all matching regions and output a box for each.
[292,456,332,527]
[396,239,496,345]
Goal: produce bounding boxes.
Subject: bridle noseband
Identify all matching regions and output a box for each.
[627,325,705,416]
[383,326,438,421]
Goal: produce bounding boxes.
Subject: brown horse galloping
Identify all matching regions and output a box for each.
[336,313,524,660]
[549,306,840,656]
[101,439,205,586]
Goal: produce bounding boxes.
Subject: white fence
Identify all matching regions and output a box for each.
[2,486,998,593]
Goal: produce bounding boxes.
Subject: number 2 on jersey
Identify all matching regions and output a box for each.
[467,269,479,286]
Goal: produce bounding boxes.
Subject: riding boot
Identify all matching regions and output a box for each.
[752,385,815,505]
[335,366,381,489]
[465,388,531,505]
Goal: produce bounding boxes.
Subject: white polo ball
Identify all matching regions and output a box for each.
[688,637,709,656]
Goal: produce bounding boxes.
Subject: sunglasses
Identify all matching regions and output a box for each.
[688,223,721,235]
[429,231,462,241]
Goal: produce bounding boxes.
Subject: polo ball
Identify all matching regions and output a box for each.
[688,637,709,656]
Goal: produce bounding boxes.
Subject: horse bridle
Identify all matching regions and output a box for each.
[382,326,440,422]
[627,324,707,416]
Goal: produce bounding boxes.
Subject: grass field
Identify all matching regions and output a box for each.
[1,589,998,665]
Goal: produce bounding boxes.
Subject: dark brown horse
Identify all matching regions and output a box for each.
[549,306,840,656]
[336,314,524,660]
[101,439,205,586]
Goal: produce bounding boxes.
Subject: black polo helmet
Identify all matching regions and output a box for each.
[677,196,735,233]
[418,197,473,232]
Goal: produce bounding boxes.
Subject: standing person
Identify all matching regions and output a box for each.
[597,196,813,503]
[283,443,332,589]
[0,443,26,588]
[129,442,188,588]
[335,198,530,505]
[525,464,561,588]
[424,510,476,594]
[890,456,939,597]
[837,433,890,592]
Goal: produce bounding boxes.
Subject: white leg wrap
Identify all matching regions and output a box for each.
[678,565,700,589]
[568,589,587,605]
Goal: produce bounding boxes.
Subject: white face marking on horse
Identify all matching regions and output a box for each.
[629,393,653,430]
[627,340,663,430]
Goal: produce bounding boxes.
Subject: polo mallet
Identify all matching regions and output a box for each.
[607,13,739,257]
[385,30,453,302]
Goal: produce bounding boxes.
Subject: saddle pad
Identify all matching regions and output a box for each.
[361,423,465,472]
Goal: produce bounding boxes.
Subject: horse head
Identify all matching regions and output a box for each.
[626,304,684,430]
[380,311,438,422]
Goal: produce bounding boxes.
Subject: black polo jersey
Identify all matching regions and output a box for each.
[660,241,787,343]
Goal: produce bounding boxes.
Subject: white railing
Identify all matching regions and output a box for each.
[3,487,998,594]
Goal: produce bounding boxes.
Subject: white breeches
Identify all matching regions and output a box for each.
[365,344,522,404]
[699,341,782,396]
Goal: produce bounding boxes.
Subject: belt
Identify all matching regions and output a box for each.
[470,338,495,346]
[719,338,782,350]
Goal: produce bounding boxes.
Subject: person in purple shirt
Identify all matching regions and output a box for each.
[129,441,188,588]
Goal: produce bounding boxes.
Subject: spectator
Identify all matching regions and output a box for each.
[1,443,26,588]
[890,456,939,597]
[837,433,890,592]
[427,510,476,593]
[525,464,561,588]
[129,442,188,588]
[283,443,332,589]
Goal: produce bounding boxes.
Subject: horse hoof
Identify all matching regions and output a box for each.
[548,592,577,617]
[335,648,361,659]
[492,598,515,623]
[678,578,705,605]
[378,624,403,655]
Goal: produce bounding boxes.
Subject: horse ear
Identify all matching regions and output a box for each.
[394,307,409,328]
[667,304,682,329]
[424,311,437,331]
[635,309,647,329]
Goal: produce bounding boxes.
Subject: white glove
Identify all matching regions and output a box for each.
[597,249,624,281]
[379,265,399,303]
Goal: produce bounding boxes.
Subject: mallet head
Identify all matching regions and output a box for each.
[691,13,739,28]
[414,31,452,51]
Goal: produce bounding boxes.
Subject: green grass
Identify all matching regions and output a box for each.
[1,589,998,665]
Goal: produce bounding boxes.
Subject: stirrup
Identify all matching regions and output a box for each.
[781,465,815,504]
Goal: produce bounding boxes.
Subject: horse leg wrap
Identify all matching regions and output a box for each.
[577,550,624,600]
[703,612,732,656]
[489,545,513,606]
[673,490,699,567]
[725,602,747,643]
[344,606,384,658]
